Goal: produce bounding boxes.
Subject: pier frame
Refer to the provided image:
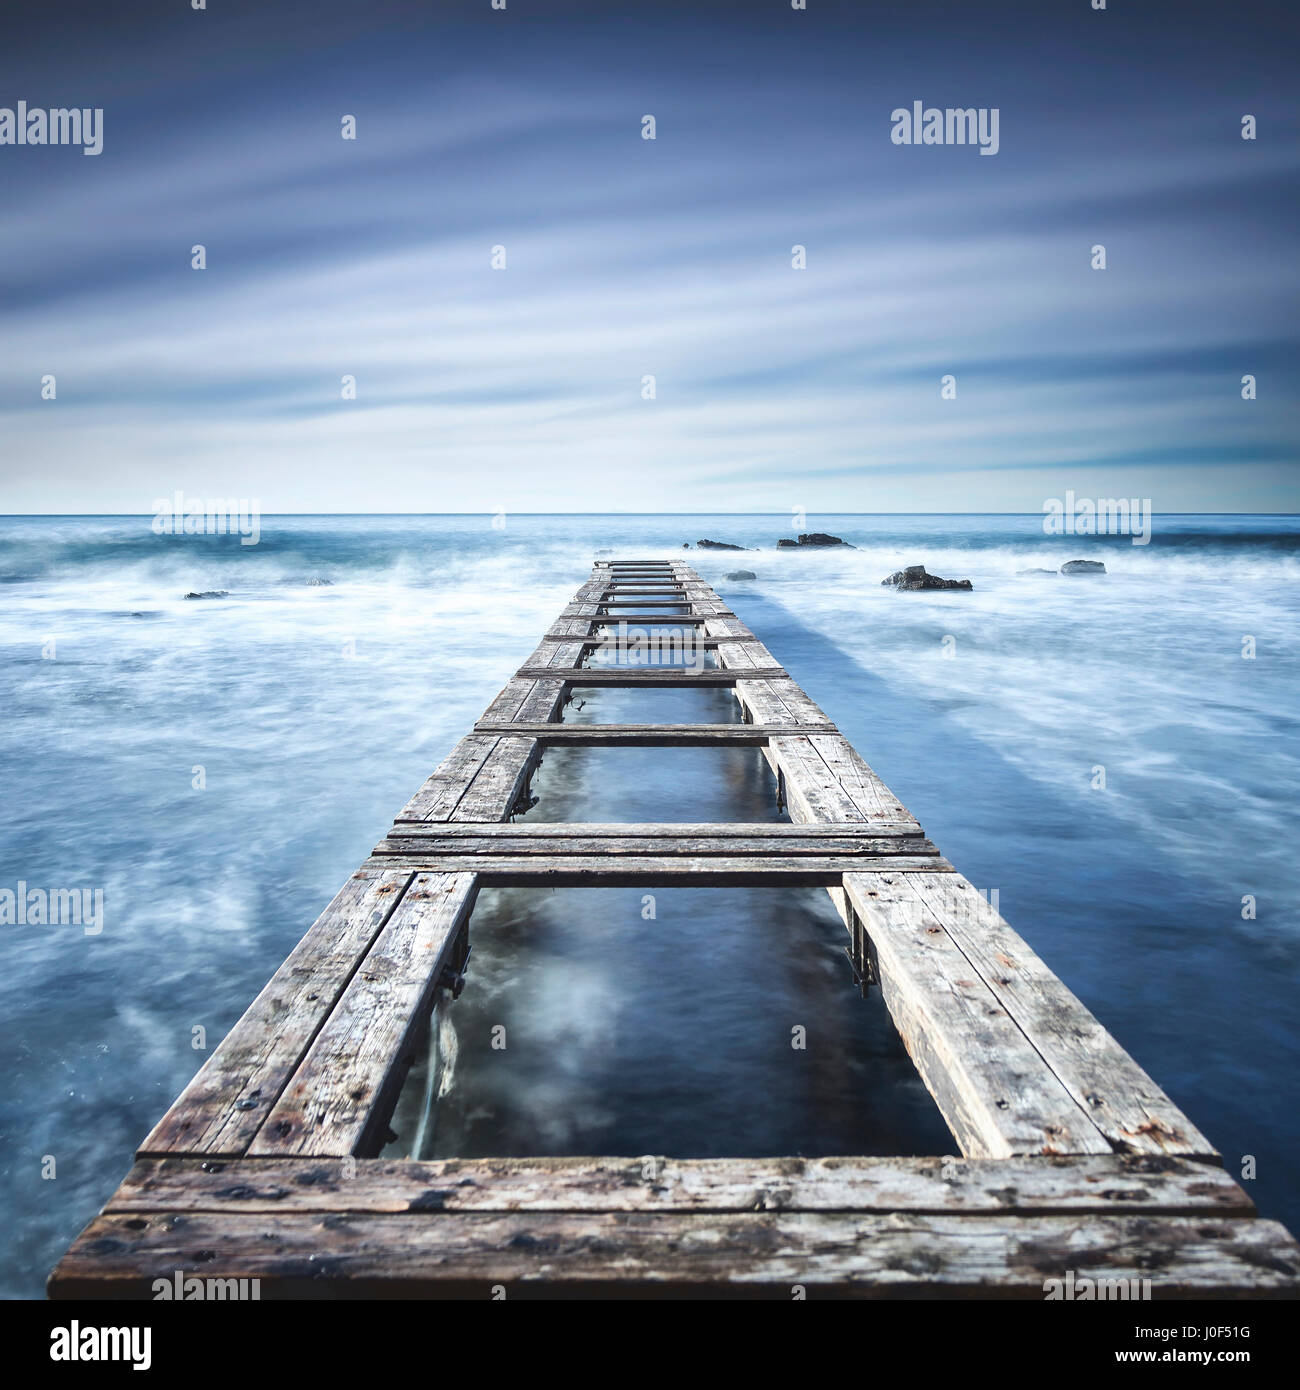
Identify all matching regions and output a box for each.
[49,562,1300,1298]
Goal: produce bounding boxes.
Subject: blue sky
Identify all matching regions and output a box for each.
[1,0,1296,512]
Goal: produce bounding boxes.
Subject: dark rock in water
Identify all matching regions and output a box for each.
[1017,568,1058,576]
[696,539,748,550]
[726,569,757,581]
[778,532,855,549]
[1061,560,1106,575]
[682,542,691,549]
[881,565,973,592]
[798,532,854,548]
[183,590,230,600]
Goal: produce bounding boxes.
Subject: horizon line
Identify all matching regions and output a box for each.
[3,511,1299,520]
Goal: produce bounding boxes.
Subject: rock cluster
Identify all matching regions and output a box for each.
[880,565,972,592]
[777,532,855,549]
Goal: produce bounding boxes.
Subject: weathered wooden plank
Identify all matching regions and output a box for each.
[249,872,478,1158]
[710,635,782,670]
[807,734,916,821]
[374,832,938,856]
[361,853,951,883]
[766,682,835,725]
[513,667,785,685]
[519,638,584,669]
[735,679,804,725]
[449,736,538,822]
[545,619,597,638]
[396,735,538,823]
[722,645,784,672]
[395,735,497,821]
[584,614,712,626]
[514,679,566,722]
[704,616,758,639]
[906,872,1217,1159]
[841,871,1112,1158]
[50,1211,1300,1299]
[770,735,869,822]
[600,586,687,594]
[470,722,832,744]
[104,1154,1258,1217]
[735,678,836,727]
[382,820,924,840]
[540,637,727,649]
[138,871,413,1158]
[772,735,918,825]
[478,678,546,723]
[538,641,587,669]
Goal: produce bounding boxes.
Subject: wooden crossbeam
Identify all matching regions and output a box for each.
[596,599,697,608]
[53,1209,1297,1299]
[470,722,836,743]
[562,614,716,627]
[378,821,923,841]
[83,1153,1263,1218]
[363,853,951,884]
[540,637,728,648]
[512,667,786,685]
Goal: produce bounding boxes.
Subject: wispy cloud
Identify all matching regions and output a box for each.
[1,1,1296,511]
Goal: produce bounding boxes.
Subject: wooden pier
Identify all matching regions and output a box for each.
[50,560,1300,1298]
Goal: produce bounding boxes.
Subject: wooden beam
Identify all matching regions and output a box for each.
[578,614,714,627]
[889,871,1217,1159]
[772,734,918,823]
[138,870,413,1157]
[248,872,478,1158]
[379,820,926,840]
[478,678,567,724]
[50,1210,1300,1299]
[396,735,539,822]
[732,678,836,727]
[470,722,836,744]
[361,852,952,884]
[598,598,691,607]
[844,870,1130,1160]
[513,667,786,685]
[565,636,729,647]
[100,1153,1260,1217]
[377,824,934,851]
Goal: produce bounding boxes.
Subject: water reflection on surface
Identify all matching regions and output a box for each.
[387,885,954,1160]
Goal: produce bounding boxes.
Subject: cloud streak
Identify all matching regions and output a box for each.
[0,0,1296,512]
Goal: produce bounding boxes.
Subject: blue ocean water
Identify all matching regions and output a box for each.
[1,513,1297,1295]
